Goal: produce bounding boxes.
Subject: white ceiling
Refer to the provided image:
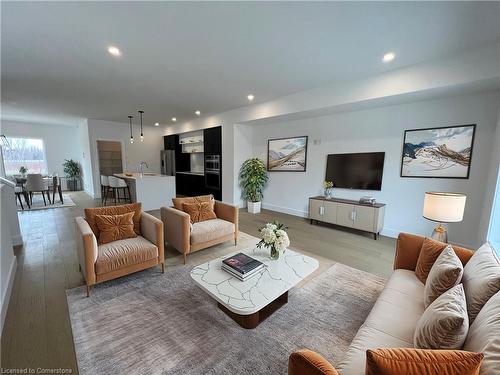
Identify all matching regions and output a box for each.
[2,1,499,126]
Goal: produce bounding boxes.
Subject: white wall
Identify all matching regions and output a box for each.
[485,109,500,247]
[77,119,94,196]
[0,120,82,189]
[164,43,500,205]
[0,183,17,333]
[87,119,165,198]
[248,91,500,249]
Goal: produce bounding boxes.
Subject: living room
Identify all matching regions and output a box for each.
[1,2,500,375]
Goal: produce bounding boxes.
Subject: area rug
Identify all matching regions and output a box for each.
[17,194,76,211]
[67,261,385,375]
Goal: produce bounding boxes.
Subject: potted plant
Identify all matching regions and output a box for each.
[239,158,268,214]
[63,159,81,191]
[323,180,334,199]
[19,166,28,177]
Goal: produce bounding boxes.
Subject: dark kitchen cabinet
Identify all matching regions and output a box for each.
[174,135,190,172]
[176,173,205,196]
[203,126,222,155]
[164,135,176,150]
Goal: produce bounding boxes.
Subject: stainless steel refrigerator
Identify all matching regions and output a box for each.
[161,150,176,175]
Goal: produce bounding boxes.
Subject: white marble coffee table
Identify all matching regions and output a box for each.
[190,246,319,328]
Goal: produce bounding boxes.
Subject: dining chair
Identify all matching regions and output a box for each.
[14,186,30,210]
[107,176,131,205]
[25,174,51,206]
[100,175,110,205]
[49,175,64,204]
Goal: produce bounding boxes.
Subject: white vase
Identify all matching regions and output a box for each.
[247,201,261,214]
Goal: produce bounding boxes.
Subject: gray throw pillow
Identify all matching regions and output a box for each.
[424,245,463,308]
[463,289,500,375]
[462,242,500,323]
[414,284,468,350]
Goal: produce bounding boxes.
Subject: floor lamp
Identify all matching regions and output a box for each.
[423,192,467,243]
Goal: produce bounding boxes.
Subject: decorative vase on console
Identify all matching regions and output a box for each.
[257,220,290,260]
[323,181,334,199]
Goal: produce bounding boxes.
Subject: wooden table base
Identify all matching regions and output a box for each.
[218,291,289,329]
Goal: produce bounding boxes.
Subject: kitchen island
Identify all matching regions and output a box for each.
[114,173,176,211]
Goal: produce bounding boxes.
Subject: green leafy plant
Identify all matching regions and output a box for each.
[239,158,268,203]
[18,166,28,176]
[63,159,81,180]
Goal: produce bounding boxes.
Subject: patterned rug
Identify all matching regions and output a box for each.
[67,257,385,375]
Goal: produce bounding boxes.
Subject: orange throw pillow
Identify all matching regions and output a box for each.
[415,237,448,283]
[95,212,137,245]
[85,203,142,238]
[182,201,217,224]
[172,195,214,211]
[366,348,483,375]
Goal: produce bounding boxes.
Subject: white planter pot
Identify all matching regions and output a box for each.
[247,201,261,214]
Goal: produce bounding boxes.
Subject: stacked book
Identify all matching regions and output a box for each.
[222,253,265,281]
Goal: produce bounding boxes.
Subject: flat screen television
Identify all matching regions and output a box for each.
[325,152,385,191]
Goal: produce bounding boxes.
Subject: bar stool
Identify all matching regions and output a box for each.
[107,176,131,205]
[100,175,110,205]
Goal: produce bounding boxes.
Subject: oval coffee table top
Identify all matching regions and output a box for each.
[190,247,319,315]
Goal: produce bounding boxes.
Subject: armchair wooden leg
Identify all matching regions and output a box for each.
[183,254,187,265]
[234,233,238,246]
[86,285,91,297]
[161,262,165,273]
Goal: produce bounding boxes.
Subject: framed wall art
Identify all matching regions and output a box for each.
[267,136,308,172]
[401,124,476,179]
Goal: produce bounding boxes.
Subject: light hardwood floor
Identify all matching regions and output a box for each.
[1,191,395,372]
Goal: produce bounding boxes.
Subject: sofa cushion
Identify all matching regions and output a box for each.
[463,290,500,375]
[462,242,500,323]
[365,348,483,375]
[414,284,469,350]
[95,212,137,245]
[172,195,213,211]
[182,201,217,224]
[85,203,142,238]
[415,237,448,283]
[95,235,158,275]
[424,245,463,308]
[190,219,235,245]
[336,326,413,375]
[336,270,424,375]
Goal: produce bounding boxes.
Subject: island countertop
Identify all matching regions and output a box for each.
[113,173,175,210]
[114,173,173,180]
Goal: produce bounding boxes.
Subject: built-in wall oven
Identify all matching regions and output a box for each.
[205,155,221,190]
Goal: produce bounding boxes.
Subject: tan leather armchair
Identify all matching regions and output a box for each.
[75,204,164,296]
[161,200,238,264]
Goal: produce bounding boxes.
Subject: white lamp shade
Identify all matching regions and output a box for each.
[423,192,466,223]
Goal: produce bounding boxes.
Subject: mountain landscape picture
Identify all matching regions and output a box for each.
[401,124,475,178]
[268,136,308,171]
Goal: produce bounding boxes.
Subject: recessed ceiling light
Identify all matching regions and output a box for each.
[195,110,201,116]
[154,122,159,126]
[382,52,395,63]
[107,45,121,57]
[172,117,177,122]
[247,94,254,101]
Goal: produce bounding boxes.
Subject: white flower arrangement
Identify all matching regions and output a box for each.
[257,220,290,259]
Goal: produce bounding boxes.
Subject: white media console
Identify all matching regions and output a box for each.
[309,196,386,239]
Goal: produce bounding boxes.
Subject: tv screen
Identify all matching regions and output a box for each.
[325,152,385,191]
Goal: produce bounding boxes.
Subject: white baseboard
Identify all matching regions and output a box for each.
[261,203,309,218]
[11,234,23,246]
[1,256,17,334]
[380,227,399,239]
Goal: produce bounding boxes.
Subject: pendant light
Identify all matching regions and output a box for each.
[128,115,134,144]
[138,110,144,142]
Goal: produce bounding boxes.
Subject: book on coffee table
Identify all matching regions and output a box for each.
[221,263,265,281]
[222,253,264,274]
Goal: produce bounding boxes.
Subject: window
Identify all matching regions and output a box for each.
[2,137,48,175]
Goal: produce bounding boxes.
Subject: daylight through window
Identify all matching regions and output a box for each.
[2,137,48,175]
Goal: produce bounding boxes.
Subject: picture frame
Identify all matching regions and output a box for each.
[400,124,476,179]
[267,136,308,172]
